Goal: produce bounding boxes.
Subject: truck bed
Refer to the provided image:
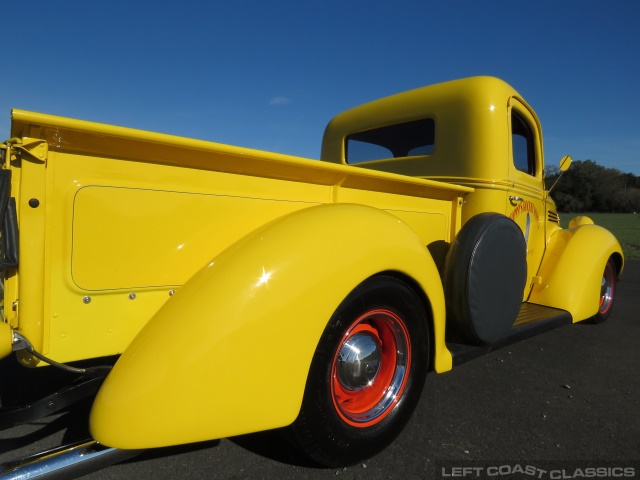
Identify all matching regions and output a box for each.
[6,110,472,365]
[10,110,471,202]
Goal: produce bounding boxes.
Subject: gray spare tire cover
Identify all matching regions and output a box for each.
[443,212,527,345]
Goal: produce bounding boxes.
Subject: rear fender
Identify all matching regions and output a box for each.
[90,203,447,449]
[529,223,623,321]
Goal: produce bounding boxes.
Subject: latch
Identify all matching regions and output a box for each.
[8,137,48,164]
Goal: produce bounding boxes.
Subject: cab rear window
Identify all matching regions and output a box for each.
[346,118,435,164]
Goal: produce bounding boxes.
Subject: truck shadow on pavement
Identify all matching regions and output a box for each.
[118,429,317,468]
[229,429,322,468]
[0,397,93,455]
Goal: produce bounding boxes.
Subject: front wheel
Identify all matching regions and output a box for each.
[591,258,617,323]
[288,275,430,467]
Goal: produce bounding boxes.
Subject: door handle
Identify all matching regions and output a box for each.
[509,196,524,206]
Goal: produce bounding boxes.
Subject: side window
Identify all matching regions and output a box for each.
[511,110,536,176]
[346,118,435,164]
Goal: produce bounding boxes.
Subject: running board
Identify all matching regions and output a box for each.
[0,439,140,480]
[447,303,573,367]
[0,375,106,431]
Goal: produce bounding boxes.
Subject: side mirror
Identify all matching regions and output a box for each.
[559,155,572,172]
[547,155,572,195]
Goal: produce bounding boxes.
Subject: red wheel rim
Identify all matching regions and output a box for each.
[330,309,411,428]
[599,262,615,315]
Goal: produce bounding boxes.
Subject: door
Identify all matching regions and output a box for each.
[506,98,546,300]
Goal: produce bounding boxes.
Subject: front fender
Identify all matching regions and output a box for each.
[90,203,447,449]
[529,223,623,321]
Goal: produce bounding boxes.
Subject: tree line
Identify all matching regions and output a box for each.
[545,160,640,213]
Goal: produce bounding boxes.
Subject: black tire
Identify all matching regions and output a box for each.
[591,258,617,323]
[288,275,430,467]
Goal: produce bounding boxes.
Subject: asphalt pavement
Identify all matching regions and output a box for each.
[1,261,639,480]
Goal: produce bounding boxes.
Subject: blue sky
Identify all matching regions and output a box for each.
[2,1,639,174]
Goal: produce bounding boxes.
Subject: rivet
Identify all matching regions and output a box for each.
[83,296,91,304]
[29,198,40,208]
[129,293,136,300]
[169,289,175,296]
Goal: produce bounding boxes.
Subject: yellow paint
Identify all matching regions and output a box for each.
[3,76,624,450]
[568,215,594,228]
[90,204,449,448]
[322,76,514,182]
[322,78,554,296]
[16,143,48,359]
[71,186,316,290]
[7,104,466,366]
[530,224,623,320]
[506,97,547,297]
[324,79,622,308]
[0,322,12,360]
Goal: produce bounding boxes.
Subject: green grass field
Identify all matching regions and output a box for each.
[559,212,640,261]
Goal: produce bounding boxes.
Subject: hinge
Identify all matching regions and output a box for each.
[11,137,48,164]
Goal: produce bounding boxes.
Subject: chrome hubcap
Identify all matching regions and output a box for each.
[336,332,381,391]
[331,309,412,427]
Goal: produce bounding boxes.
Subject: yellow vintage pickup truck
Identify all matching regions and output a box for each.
[0,76,623,476]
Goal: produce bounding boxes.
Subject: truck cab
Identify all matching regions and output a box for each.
[320,77,618,313]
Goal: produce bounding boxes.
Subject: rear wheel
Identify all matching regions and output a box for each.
[289,275,429,467]
[592,258,617,323]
